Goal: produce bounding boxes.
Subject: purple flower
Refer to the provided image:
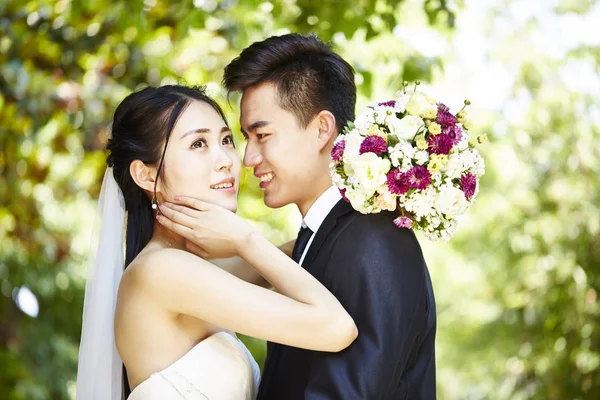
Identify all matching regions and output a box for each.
[331,140,346,161]
[443,125,463,144]
[393,216,413,229]
[436,103,457,127]
[359,135,387,156]
[406,166,432,190]
[339,188,350,203]
[378,100,397,107]
[427,133,454,155]
[386,169,410,195]
[460,173,477,200]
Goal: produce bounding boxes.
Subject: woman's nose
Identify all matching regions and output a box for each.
[214,146,234,170]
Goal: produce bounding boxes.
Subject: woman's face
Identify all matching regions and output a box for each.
[158,100,241,212]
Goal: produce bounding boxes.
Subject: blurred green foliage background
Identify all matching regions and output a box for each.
[0,0,598,398]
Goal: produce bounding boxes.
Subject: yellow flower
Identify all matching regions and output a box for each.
[463,119,472,131]
[424,108,437,119]
[477,134,488,144]
[427,154,448,173]
[416,138,428,150]
[456,110,467,123]
[468,135,478,147]
[427,121,442,135]
[368,125,387,139]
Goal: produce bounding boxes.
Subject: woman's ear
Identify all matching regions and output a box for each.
[129,160,160,193]
[315,110,337,151]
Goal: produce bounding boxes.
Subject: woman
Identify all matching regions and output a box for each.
[75,85,357,399]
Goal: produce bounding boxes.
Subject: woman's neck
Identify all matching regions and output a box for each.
[151,222,188,251]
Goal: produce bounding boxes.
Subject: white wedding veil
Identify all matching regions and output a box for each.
[76,167,126,399]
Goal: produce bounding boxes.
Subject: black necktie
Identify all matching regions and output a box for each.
[292,226,313,263]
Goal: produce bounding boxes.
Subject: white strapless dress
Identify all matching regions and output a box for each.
[128,332,261,399]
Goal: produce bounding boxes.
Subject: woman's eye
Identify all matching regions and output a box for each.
[223,135,235,146]
[191,139,206,149]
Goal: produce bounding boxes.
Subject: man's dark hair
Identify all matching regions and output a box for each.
[223,33,356,132]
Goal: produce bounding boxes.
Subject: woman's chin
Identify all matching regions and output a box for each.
[214,198,238,213]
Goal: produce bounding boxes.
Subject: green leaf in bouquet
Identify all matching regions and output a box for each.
[387,134,400,148]
[343,120,355,133]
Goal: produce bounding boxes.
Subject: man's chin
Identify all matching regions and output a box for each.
[263,193,290,209]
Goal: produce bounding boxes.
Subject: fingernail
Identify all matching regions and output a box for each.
[156,215,161,221]
[174,196,181,201]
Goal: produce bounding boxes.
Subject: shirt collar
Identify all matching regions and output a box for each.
[302,186,342,233]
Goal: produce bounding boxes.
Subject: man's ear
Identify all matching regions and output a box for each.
[129,160,159,193]
[315,110,337,151]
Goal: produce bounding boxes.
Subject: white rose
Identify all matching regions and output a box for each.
[405,92,437,118]
[414,150,429,165]
[374,185,398,212]
[388,115,424,141]
[395,93,411,112]
[342,131,364,163]
[353,152,391,192]
[345,188,371,214]
[434,185,468,216]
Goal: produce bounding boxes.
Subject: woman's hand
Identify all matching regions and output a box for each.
[157,196,256,259]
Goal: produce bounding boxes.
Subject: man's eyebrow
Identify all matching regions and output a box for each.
[241,120,271,136]
[181,126,230,139]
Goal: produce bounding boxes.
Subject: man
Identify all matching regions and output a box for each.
[223,33,437,399]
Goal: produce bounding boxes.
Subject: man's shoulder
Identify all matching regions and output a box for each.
[336,209,420,246]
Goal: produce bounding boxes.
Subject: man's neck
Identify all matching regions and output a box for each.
[297,181,333,218]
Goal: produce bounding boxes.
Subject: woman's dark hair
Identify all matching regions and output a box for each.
[106,85,227,268]
[223,33,356,132]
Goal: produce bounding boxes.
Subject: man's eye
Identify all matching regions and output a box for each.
[191,139,206,149]
[256,133,268,140]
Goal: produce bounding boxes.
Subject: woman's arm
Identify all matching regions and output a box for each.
[197,239,295,288]
[122,241,357,352]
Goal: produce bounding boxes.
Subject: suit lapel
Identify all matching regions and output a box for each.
[302,199,354,269]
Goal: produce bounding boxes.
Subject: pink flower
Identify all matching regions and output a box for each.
[460,173,477,200]
[427,133,454,155]
[331,140,346,161]
[359,135,387,156]
[436,103,457,127]
[443,125,463,144]
[339,188,350,203]
[386,169,410,195]
[393,216,413,229]
[406,166,432,190]
[378,100,397,107]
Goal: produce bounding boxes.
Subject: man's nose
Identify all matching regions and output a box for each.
[243,140,263,169]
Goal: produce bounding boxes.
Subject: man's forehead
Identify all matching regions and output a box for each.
[240,89,276,124]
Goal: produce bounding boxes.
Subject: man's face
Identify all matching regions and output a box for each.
[240,83,323,210]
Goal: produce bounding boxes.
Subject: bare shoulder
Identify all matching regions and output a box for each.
[120,247,213,293]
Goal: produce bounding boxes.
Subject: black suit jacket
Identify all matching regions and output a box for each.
[257,200,437,400]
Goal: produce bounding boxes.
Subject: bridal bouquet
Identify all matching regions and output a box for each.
[330,82,486,241]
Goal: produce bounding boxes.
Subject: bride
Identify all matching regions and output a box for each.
[76,85,358,399]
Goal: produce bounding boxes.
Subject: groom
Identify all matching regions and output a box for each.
[224,33,437,399]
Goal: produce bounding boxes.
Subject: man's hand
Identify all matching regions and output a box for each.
[156,196,256,259]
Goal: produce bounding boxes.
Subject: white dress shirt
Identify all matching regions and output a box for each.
[298,186,343,265]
